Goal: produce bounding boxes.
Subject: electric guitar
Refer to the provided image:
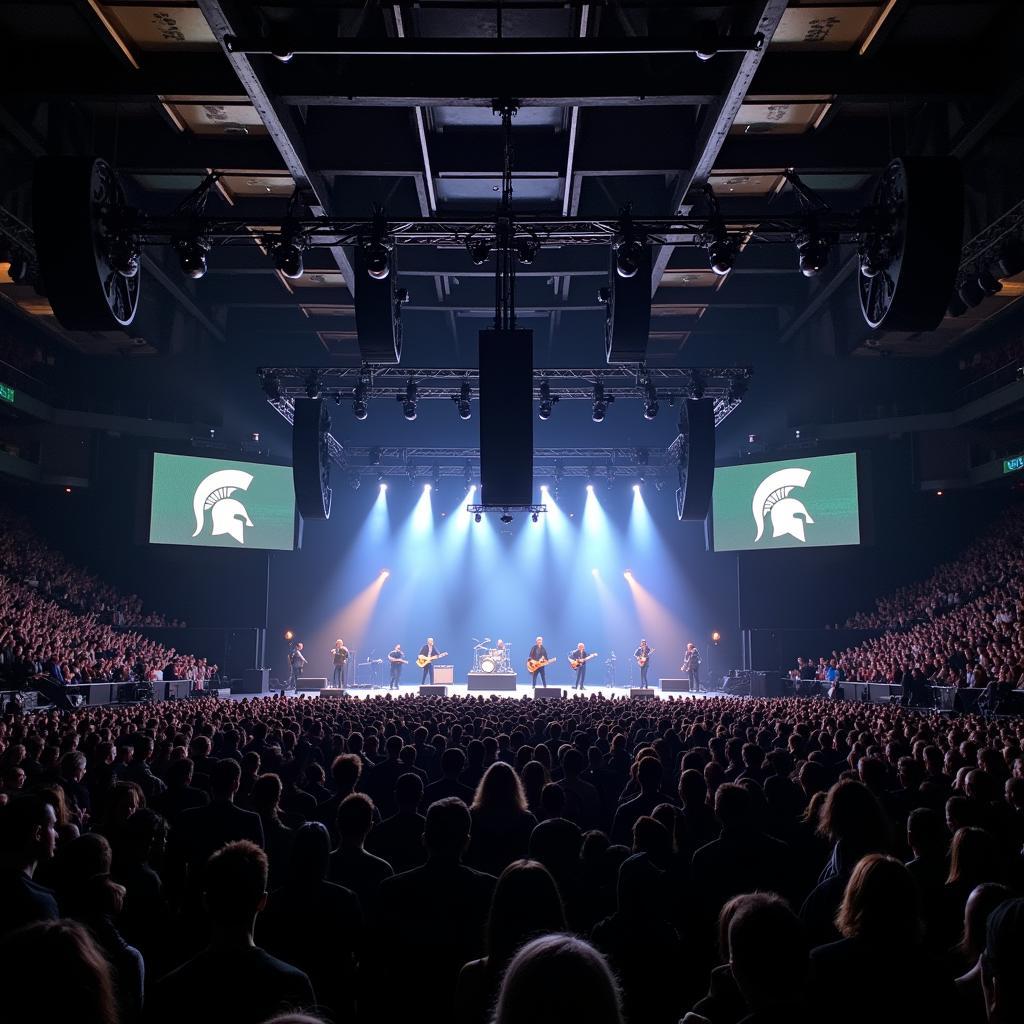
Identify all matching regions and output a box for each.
[388,656,409,665]
[569,652,598,671]
[636,648,655,667]
[526,656,557,673]
[416,650,448,668]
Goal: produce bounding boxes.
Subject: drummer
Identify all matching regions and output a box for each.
[492,639,508,671]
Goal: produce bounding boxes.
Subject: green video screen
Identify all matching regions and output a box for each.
[149,453,296,550]
[712,452,860,552]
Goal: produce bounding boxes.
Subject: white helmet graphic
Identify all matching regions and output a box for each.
[192,469,254,545]
[752,467,814,543]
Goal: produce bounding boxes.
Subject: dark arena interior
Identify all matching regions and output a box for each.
[7,3,1024,1023]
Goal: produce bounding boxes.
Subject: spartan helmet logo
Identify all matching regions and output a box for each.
[752,467,814,543]
[192,469,254,545]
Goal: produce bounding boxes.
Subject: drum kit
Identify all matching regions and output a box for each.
[472,637,512,674]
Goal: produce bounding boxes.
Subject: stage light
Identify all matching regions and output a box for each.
[401,380,418,421]
[538,380,557,421]
[633,483,641,493]
[977,269,1003,297]
[586,483,595,494]
[615,237,644,279]
[592,383,611,422]
[455,381,472,420]
[349,475,361,491]
[728,376,749,402]
[690,372,705,401]
[591,567,599,575]
[424,483,432,492]
[369,447,382,465]
[284,630,294,641]
[470,239,491,266]
[365,241,390,280]
[643,384,659,420]
[500,511,514,524]
[474,512,482,523]
[958,277,986,308]
[64,487,72,494]
[273,239,304,280]
[624,569,633,578]
[432,463,441,489]
[707,234,735,276]
[531,511,539,523]
[262,374,281,402]
[175,237,209,279]
[305,371,321,400]
[796,233,829,277]
[711,630,721,643]
[381,568,390,578]
[516,235,540,265]
[379,482,388,492]
[353,383,368,420]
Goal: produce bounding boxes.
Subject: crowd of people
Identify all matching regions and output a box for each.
[1,691,1023,1024]
[0,507,214,689]
[796,504,1024,694]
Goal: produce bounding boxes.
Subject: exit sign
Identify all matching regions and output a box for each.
[1003,454,1024,475]
[0,382,13,404]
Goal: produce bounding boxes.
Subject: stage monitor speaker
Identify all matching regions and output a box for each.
[675,398,716,522]
[605,246,652,363]
[211,688,231,698]
[235,669,270,694]
[166,680,191,700]
[659,678,689,692]
[630,688,657,699]
[319,688,349,699]
[468,673,517,691]
[533,689,565,699]
[354,245,402,363]
[419,685,447,697]
[479,329,533,507]
[292,398,332,520]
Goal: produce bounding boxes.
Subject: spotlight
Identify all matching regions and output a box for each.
[597,286,611,305]
[108,235,140,278]
[365,241,390,280]
[633,483,641,492]
[500,511,514,524]
[305,371,321,400]
[586,483,595,494]
[370,447,382,465]
[516,235,540,265]
[273,239,304,280]
[470,239,491,266]
[615,238,645,279]
[353,383,368,420]
[995,238,1024,278]
[694,23,719,61]
[643,384,659,420]
[592,382,612,422]
[350,475,362,491]
[977,269,1003,297]
[655,479,665,492]
[381,569,390,578]
[706,234,735,276]
[624,569,633,578]
[432,463,440,489]
[796,234,829,277]
[175,237,209,279]
[455,380,472,420]
[284,630,294,641]
[424,483,432,492]
[401,380,418,421]
[690,372,705,401]
[958,276,986,308]
[531,511,539,523]
[464,461,474,489]
[538,381,558,421]
[727,376,749,402]
[379,481,388,492]
[474,512,482,523]
[591,567,598,575]
[711,631,721,643]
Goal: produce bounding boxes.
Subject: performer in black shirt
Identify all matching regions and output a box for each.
[419,637,441,684]
[528,636,549,689]
[569,642,590,690]
[388,644,406,689]
[331,639,350,687]
[634,640,653,687]
[683,642,701,693]
[288,642,306,690]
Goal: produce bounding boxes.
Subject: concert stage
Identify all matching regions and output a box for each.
[258,683,728,701]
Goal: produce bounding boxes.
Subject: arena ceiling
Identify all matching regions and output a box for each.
[1,1,1023,368]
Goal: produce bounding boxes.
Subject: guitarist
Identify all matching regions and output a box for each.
[683,642,702,692]
[419,637,441,685]
[634,639,653,687]
[528,636,550,689]
[569,642,589,691]
[387,643,406,690]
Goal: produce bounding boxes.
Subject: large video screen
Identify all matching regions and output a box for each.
[149,453,296,550]
[712,452,860,552]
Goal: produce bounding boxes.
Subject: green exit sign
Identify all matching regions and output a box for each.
[1003,454,1024,475]
[0,382,13,404]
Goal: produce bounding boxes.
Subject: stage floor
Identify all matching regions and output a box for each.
[239,683,725,701]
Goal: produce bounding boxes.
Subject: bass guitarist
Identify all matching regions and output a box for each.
[569,642,594,691]
[634,639,654,687]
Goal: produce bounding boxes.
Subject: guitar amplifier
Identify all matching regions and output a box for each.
[419,685,447,697]
[630,688,657,699]
[433,665,454,685]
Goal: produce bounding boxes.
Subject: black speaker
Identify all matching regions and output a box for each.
[419,685,447,697]
[479,329,533,506]
[630,688,657,699]
[675,398,715,521]
[292,398,332,520]
[605,247,652,363]
[235,668,270,694]
[354,246,402,363]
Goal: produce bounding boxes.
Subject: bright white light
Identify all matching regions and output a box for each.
[424,483,432,492]
[624,570,633,578]
[632,483,640,492]
[379,482,388,492]
[586,483,594,493]
[591,567,598,575]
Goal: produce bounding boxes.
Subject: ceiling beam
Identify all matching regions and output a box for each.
[651,1,789,293]
[195,0,354,290]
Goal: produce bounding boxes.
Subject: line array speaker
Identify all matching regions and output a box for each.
[354,246,402,363]
[605,246,652,363]
[479,329,533,507]
[292,398,332,520]
[675,398,716,521]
